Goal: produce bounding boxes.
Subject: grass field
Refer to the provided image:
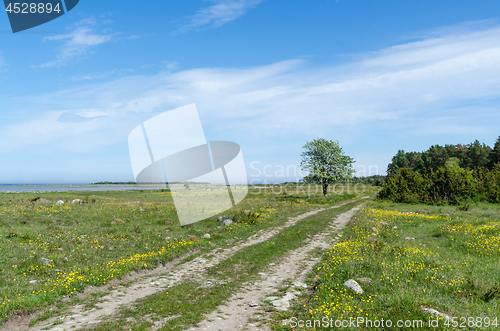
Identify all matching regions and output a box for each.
[273,201,500,330]
[0,184,370,327]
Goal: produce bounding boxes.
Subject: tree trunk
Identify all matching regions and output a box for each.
[322,183,328,196]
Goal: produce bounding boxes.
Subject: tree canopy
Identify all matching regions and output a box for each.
[300,138,355,196]
[387,137,499,175]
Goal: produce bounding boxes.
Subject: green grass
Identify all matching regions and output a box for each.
[0,184,376,327]
[275,201,500,330]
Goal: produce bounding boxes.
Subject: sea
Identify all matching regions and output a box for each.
[0,184,157,193]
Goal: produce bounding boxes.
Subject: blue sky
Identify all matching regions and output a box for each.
[1,0,500,184]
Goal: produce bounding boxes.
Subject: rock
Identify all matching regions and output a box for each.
[379,221,388,225]
[111,218,125,225]
[249,303,259,307]
[140,208,144,212]
[29,280,37,284]
[405,237,415,240]
[217,216,224,223]
[72,199,83,204]
[266,296,279,301]
[55,200,64,205]
[40,258,51,266]
[420,307,452,321]
[293,281,308,288]
[36,198,51,203]
[343,279,364,294]
[393,226,398,229]
[209,242,216,247]
[165,237,171,240]
[203,233,211,239]
[222,219,233,226]
[357,278,373,283]
[271,292,296,310]
[269,263,276,266]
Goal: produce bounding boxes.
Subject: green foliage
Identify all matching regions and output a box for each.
[348,175,386,186]
[387,136,499,174]
[300,138,355,195]
[379,164,500,204]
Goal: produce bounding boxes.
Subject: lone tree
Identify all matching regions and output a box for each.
[300,138,355,196]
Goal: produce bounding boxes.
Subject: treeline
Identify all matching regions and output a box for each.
[379,136,500,205]
[347,175,386,186]
[387,137,500,175]
[378,166,500,204]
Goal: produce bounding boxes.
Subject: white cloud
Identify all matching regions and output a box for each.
[164,61,180,71]
[177,0,264,33]
[36,18,116,68]
[3,22,500,156]
[71,69,134,81]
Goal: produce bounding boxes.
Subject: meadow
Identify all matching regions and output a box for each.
[275,201,500,330]
[0,184,369,327]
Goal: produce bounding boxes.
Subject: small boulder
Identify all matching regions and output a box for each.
[29,280,37,284]
[271,292,296,310]
[405,237,415,240]
[40,258,51,266]
[55,200,64,205]
[111,218,125,225]
[222,219,233,226]
[420,307,452,321]
[393,226,398,229]
[343,279,364,294]
[293,281,308,288]
[203,233,211,239]
[217,216,224,223]
[72,199,83,204]
[36,198,51,203]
